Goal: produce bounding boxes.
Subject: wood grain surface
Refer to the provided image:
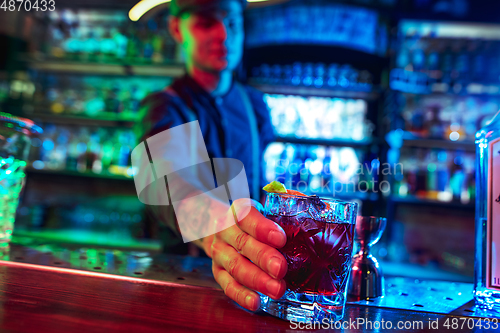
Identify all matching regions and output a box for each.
[0,261,486,333]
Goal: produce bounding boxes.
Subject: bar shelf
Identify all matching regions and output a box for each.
[390,68,500,97]
[28,112,137,127]
[401,132,476,152]
[29,61,185,77]
[249,82,380,100]
[390,195,475,209]
[274,136,376,148]
[402,139,476,152]
[25,167,134,181]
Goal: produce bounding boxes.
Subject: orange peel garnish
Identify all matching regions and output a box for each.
[285,190,331,210]
[285,189,307,196]
[263,181,331,210]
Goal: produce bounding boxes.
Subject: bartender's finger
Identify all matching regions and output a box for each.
[231,201,286,249]
[218,225,287,280]
[211,240,286,299]
[212,262,260,311]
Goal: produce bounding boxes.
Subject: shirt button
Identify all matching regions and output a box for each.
[221,119,227,127]
[227,149,233,157]
[215,97,223,106]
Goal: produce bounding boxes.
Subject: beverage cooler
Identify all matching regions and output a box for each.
[384,20,500,278]
[244,3,390,230]
[2,5,184,250]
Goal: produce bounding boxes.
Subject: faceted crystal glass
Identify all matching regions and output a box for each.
[259,193,358,323]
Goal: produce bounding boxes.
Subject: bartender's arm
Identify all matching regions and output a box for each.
[179,195,288,312]
[137,161,287,311]
[134,0,287,312]
[136,99,287,312]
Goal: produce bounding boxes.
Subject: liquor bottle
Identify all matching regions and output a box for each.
[440,43,454,86]
[451,152,465,201]
[426,41,440,72]
[53,128,70,170]
[326,64,338,88]
[112,28,128,60]
[76,128,90,173]
[271,65,282,85]
[475,110,500,313]
[321,149,332,192]
[100,130,115,173]
[100,31,117,63]
[88,131,102,173]
[455,42,470,86]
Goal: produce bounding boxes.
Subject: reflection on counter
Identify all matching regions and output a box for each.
[1,238,218,289]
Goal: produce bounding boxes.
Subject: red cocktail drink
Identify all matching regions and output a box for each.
[259,192,358,323]
[266,215,355,295]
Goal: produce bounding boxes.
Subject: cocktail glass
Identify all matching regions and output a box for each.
[0,113,42,242]
[259,192,358,323]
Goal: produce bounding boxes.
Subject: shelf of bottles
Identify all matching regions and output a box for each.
[398,93,498,145]
[6,8,182,181]
[264,92,375,144]
[392,147,475,206]
[390,20,500,96]
[387,20,500,207]
[263,142,380,205]
[0,72,36,106]
[245,3,388,56]
[260,77,380,207]
[250,62,377,99]
[24,73,172,122]
[28,9,180,66]
[27,122,137,180]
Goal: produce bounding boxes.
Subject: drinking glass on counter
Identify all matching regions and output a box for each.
[259,192,358,323]
[0,113,42,242]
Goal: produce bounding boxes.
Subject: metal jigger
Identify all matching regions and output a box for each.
[348,216,387,300]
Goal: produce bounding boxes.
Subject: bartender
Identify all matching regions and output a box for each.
[137,0,287,312]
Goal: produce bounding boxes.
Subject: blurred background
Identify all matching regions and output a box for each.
[1,0,500,282]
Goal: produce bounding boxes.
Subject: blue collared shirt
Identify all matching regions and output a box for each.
[139,74,276,200]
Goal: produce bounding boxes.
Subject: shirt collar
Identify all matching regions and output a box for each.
[181,74,236,103]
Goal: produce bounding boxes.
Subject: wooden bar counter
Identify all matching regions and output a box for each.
[0,238,496,333]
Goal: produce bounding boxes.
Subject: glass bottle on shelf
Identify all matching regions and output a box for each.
[76,128,90,173]
[426,40,440,72]
[112,28,128,61]
[475,109,500,314]
[455,41,470,87]
[440,42,454,86]
[66,130,79,171]
[100,30,117,63]
[450,151,465,201]
[100,129,115,173]
[88,131,103,174]
[52,128,70,170]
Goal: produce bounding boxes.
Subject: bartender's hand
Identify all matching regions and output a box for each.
[204,199,288,312]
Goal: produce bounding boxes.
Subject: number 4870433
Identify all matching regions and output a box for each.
[0,0,55,11]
